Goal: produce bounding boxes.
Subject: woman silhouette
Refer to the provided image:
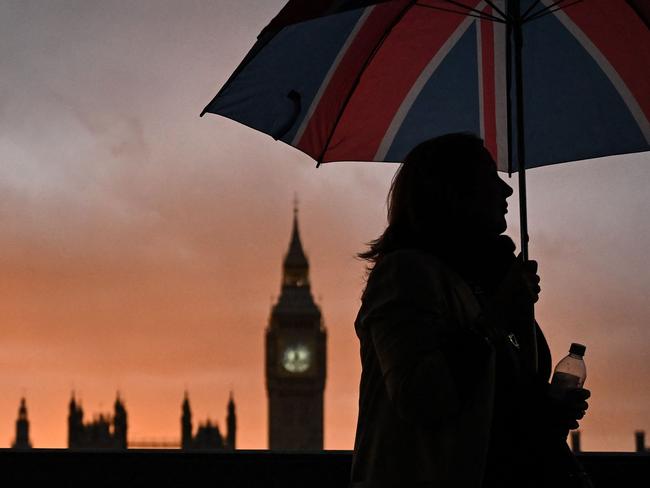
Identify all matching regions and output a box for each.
[350,133,590,488]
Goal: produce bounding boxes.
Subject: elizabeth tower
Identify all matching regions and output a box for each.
[265,206,327,450]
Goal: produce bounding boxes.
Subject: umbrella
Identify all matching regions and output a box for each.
[201,0,650,369]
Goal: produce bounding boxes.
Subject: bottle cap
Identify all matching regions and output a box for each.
[569,343,586,356]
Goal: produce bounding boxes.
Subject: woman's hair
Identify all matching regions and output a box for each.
[358,132,487,265]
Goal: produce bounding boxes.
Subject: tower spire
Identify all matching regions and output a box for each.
[181,391,193,449]
[227,391,236,450]
[265,199,327,450]
[113,392,128,449]
[12,397,31,449]
[283,200,309,287]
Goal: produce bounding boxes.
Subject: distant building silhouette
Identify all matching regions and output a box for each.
[68,392,127,449]
[265,204,327,450]
[227,392,236,449]
[11,398,32,449]
[635,431,647,453]
[181,392,236,450]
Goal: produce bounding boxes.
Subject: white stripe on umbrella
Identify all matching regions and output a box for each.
[291,7,375,147]
[493,6,509,170]
[477,6,508,169]
[548,0,650,143]
[373,3,482,161]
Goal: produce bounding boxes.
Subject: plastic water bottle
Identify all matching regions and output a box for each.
[550,343,587,399]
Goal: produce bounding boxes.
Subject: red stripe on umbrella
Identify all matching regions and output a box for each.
[324,2,479,162]
[295,1,412,159]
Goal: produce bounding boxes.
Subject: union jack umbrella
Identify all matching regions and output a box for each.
[201,0,649,369]
[202,0,649,169]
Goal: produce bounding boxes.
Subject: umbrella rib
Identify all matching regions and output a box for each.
[524,0,583,23]
[416,3,505,23]
[525,1,579,23]
[481,1,509,21]
[526,0,571,17]
[521,0,543,21]
[443,0,507,22]
[316,1,418,165]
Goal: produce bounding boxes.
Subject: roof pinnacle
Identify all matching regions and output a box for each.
[282,197,309,287]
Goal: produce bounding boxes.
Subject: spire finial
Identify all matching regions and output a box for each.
[283,195,309,287]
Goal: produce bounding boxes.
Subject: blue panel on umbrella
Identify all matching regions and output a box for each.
[207,9,365,143]
[521,10,649,168]
[385,23,480,162]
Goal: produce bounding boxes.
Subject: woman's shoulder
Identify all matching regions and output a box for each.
[371,248,447,277]
[363,248,454,298]
[357,249,463,327]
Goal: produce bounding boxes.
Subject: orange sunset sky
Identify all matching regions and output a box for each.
[1,0,648,451]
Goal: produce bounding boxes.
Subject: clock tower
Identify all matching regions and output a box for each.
[265,204,327,450]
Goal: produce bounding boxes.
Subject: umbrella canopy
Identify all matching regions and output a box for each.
[202,0,649,376]
[202,0,649,171]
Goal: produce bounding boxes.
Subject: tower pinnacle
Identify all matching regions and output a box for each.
[12,398,32,449]
[283,204,309,287]
[181,392,192,449]
[227,391,236,450]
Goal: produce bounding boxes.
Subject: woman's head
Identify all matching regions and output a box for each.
[360,133,513,263]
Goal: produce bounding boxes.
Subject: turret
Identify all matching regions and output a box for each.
[226,391,236,450]
[68,392,83,448]
[113,392,128,449]
[12,398,32,449]
[181,392,193,449]
[635,431,646,453]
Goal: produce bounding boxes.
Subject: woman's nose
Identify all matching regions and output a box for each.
[501,178,514,197]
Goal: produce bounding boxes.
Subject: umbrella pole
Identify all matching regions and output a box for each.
[511,1,538,373]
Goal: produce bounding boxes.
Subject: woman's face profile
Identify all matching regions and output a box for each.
[425,145,512,237]
[463,147,514,235]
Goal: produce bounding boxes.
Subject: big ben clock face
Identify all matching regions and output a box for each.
[282,344,311,373]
